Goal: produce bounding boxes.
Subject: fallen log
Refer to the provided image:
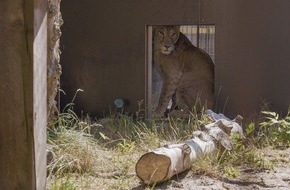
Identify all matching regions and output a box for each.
[135,112,244,185]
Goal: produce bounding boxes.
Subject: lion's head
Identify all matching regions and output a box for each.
[153,25,180,55]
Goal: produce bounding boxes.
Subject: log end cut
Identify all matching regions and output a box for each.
[135,152,171,185]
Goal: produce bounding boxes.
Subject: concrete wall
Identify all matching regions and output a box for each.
[61,0,290,117]
[0,0,47,189]
[213,1,290,116]
[61,0,200,117]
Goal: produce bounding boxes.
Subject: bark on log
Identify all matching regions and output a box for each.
[47,0,63,124]
[136,111,244,185]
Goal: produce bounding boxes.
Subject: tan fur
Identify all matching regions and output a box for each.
[153,25,214,117]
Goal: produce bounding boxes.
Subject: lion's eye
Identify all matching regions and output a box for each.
[159,31,164,36]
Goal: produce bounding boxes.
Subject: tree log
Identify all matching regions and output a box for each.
[136,111,244,185]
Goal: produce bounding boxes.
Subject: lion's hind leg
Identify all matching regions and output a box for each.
[176,87,213,114]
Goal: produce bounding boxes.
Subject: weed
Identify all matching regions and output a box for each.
[191,132,272,180]
[259,107,290,148]
[221,134,272,171]
[191,154,221,178]
[50,176,78,190]
[224,166,240,178]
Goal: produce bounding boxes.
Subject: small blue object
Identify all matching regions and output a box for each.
[114,98,124,108]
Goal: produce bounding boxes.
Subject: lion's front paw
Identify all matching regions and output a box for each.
[153,109,164,118]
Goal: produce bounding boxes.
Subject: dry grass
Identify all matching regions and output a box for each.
[46,106,290,190]
[46,108,211,189]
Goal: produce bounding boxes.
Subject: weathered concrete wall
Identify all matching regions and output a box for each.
[212,1,290,116]
[47,0,63,123]
[0,0,47,189]
[60,0,290,117]
[60,0,200,117]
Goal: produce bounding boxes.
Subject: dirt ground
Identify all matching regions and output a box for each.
[133,148,290,190]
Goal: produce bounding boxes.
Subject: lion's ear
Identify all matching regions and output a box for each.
[152,25,161,35]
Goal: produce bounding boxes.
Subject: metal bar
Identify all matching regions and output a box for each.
[145,25,153,120]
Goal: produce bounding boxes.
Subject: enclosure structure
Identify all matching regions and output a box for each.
[60,0,290,118]
[0,0,47,189]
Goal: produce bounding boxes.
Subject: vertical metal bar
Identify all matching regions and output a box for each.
[145,25,153,120]
[197,0,201,48]
[197,25,200,48]
[206,26,209,53]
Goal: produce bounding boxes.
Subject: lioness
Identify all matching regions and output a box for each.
[153,25,214,117]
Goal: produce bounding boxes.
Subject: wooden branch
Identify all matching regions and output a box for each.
[136,111,244,185]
